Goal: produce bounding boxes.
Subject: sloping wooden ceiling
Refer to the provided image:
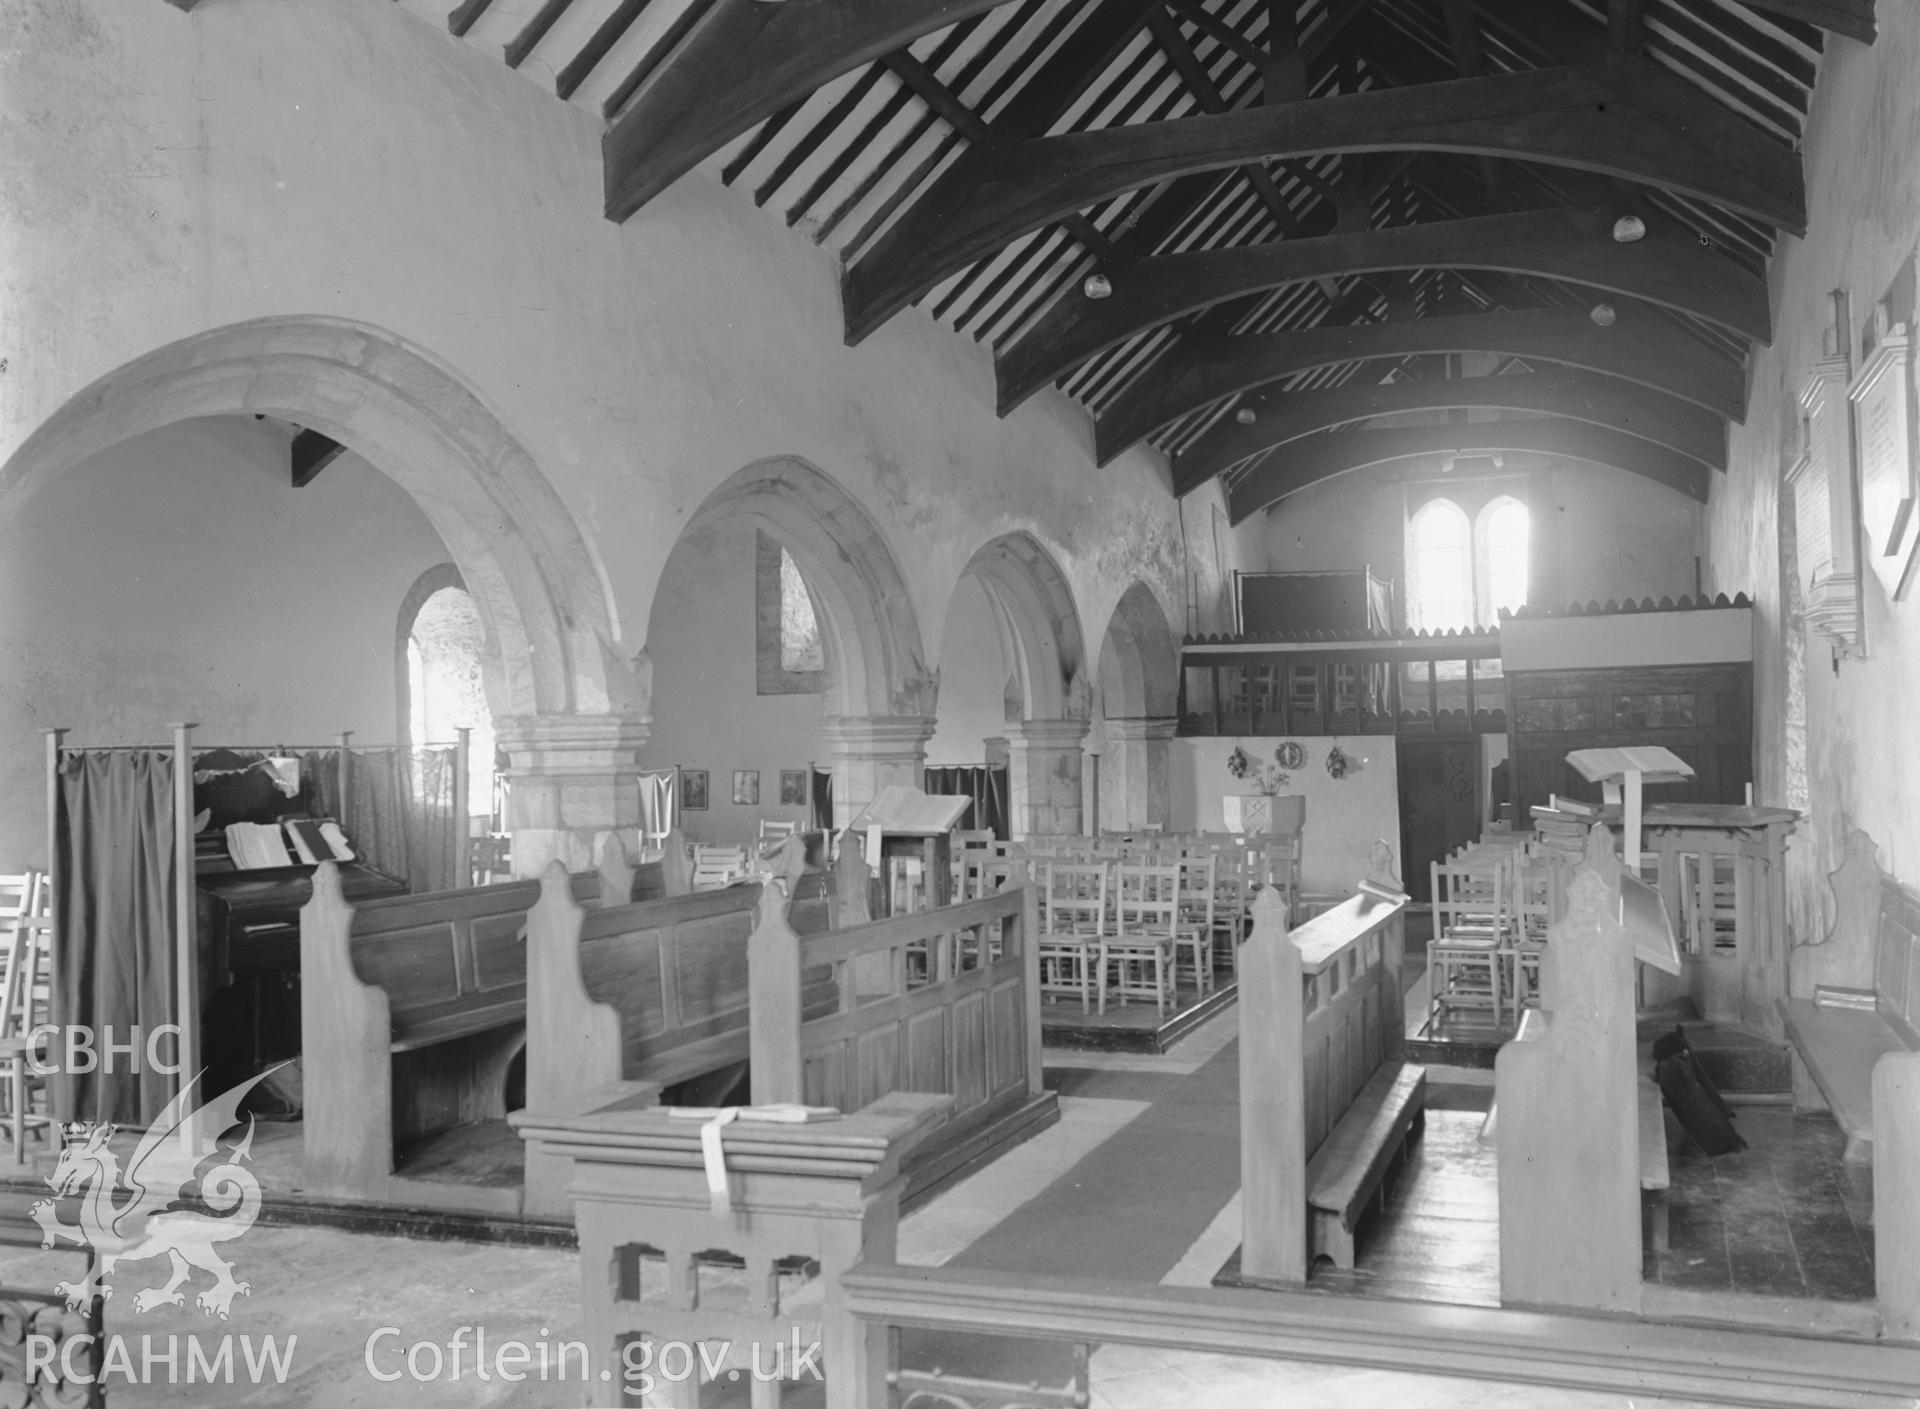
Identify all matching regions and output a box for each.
[363,0,1872,518]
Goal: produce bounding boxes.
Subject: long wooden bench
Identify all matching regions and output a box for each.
[1496,830,1682,1314]
[521,838,842,1214]
[1638,1060,1671,1254]
[1239,864,1421,1281]
[520,844,1057,1216]
[1779,828,1920,1163]
[299,838,659,1210]
[1480,1066,1671,1255]
[1304,1062,1425,1268]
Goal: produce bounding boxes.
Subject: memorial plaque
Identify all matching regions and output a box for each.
[1796,356,1863,653]
[1788,449,1831,583]
[1850,325,1918,598]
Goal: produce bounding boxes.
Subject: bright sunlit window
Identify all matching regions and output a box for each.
[1410,499,1473,632]
[404,581,496,820]
[1408,495,1531,630]
[779,547,824,673]
[1481,497,1531,623]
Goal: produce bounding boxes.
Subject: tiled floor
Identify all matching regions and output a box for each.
[1649,1102,1877,1302]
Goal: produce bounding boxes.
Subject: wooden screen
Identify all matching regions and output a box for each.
[1506,663,1752,822]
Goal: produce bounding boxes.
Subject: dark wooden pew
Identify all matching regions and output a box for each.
[1496,828,1683,1315]
[1780,828,1920,1162]
[785,847,1051,1202]
[521,838,842,1214]
[1777,827,1920,1338]
[299,838,661,1210]
[520,843,1056,1216]
[1238,864,1420,1281]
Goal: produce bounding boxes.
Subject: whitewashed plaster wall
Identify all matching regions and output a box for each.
[1170,736,1400,895]
[642,516,832,849]
[1705,4,1920,937]
[0,417,449,864]
[1261,463,1703,616]
[0,0,1250,784]
[925,574,1013,765]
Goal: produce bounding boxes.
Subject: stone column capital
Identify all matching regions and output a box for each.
[1003,717,1093,749]
[821,714,938,756]
[494,712,650,877]
[495,712,651,773]
[1102,715,1179,745]
[821,715,937,831]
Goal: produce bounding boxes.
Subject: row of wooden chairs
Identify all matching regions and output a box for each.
[1427,835,1552,1031]
[1034,860,1220,1018]
[0,871,53,1164]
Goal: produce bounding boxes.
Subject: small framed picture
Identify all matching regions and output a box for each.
[779,770,809,807]
[680,769,709,812]
[732,770,760,806]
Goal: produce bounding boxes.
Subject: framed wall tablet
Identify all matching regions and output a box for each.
[681,768,709,811]
[732,770,760,806]
[1793,353,1865,655]
[1850,321,1919,599]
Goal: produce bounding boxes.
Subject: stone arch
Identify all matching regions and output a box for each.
[1096,582,1180,721]
[0,316,631,724]
[395,562,469,744]
[1092,583,1181,832]
[941,533,1089,838]
[953,532,1088,722]
[680,457,932,719]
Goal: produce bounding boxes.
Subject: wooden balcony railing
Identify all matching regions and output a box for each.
[1179,628,1505,737]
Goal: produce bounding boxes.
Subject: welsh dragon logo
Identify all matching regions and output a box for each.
[29,1068,276,1318]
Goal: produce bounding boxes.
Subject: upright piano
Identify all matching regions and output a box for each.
[190,767,409,1097]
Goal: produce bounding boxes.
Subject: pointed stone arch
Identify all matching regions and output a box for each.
[0,315,644,871]
[1094,583,1182,831]
[680,457,932,720]
[1096,582,1181,721]
[678,458,933,826]
[946,532,1089,837]
[0,316,631,724]
[955,532,1088,722]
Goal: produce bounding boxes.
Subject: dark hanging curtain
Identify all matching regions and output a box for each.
[312,747,459,894]
[922,765,1010,841]
[809,767,834,833]
[54,749,178,1124]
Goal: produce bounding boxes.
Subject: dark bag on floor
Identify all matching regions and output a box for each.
[1653,1026,1746,1156]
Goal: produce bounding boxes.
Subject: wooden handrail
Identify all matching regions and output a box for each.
[1240,867,1408,1282]
[800,888,1022,966]
[1287,887,1407,974]
[835,1263,1920,1409]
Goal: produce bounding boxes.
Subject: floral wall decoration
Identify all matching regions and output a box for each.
[1226,743,1293,795]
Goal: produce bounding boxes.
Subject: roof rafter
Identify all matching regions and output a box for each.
[1723,0,1874,45]
[1097,301,1743,464]
[1147,8,1303,237]
[996,204,1768,413]
[602,0,1017,221]
[880,49,1120,258]
[1171,367,1725,492]
[447,0,494,37]
[1224,419,1711,519]
[843,61,1804,342]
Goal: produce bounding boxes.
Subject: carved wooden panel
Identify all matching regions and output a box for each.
[1506,664,1752,823]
